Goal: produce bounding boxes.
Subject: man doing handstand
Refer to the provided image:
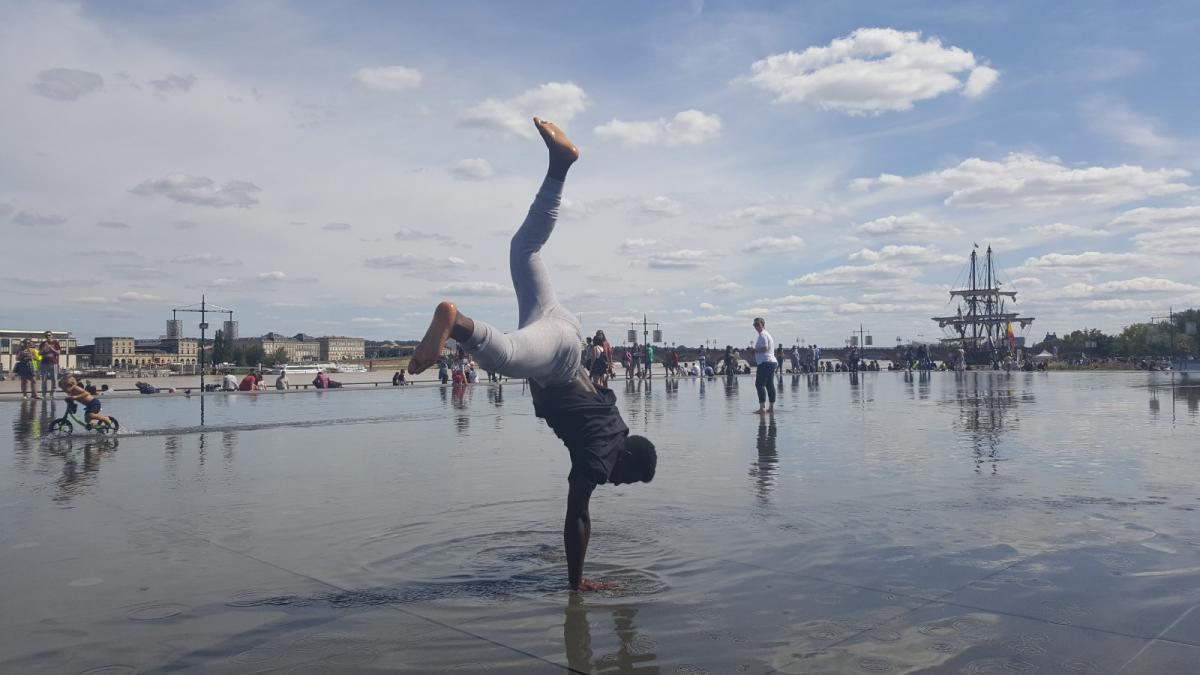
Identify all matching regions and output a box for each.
[409,117,657,592]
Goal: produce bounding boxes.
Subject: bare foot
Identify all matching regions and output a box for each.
[533,117,579,170]
[409,301,458,374]
[571,579,614,592]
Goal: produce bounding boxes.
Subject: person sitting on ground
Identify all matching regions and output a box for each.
[135,381,159,394]
[60,375,117,429]
[392,371,402,386]
[407,117,657,592]
[238,372,259,391]
[313,371,330,389]
[222,371,238,391]
[276,371,289,390]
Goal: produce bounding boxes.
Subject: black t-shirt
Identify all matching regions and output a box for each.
[532,371,629,485]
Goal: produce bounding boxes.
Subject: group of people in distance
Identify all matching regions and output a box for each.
[8,331,63,400]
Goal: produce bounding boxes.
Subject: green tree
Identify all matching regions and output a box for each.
[242,344,265,367]
[211,329,227,364]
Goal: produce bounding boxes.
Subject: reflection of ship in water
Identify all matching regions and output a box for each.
[934,245,1034,366]
[950,372,1027,473]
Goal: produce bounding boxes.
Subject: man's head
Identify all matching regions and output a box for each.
[753,317,765,333]
[610,434,656,485]
[43,331,53,340]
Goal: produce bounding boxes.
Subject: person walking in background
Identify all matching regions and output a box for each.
[698,345,707,376]
[589,331,610,388]
[752,317,778,415]
[438,359,450,384]
[645,344,655,378]
[39,330,61,399]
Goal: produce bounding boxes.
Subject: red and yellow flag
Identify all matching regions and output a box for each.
[1006,323,1017,347]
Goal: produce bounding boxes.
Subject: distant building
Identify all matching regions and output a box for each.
[0,329,77,373]
[320,336,365,361]
[223,320,239,341]
[236,333,320,363]
[93,336,198,370]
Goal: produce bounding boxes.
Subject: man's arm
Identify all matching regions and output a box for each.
[565,477,599,590]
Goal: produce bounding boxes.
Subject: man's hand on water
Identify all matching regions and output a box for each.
[571,579,614,592]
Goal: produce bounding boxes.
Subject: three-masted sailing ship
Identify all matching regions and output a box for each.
[933,245,1035,365]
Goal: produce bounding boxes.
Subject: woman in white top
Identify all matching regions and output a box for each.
[752,317,777,414]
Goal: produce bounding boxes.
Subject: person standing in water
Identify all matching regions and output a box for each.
[752,317,777,414]
[408,117,657,592]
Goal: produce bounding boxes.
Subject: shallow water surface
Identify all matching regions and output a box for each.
[2,371,1198,673]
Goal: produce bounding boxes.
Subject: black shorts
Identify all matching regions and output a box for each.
[590,358,608,377]
[85,399,102,415]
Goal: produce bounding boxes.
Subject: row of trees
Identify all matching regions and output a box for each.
[1040,309,1198,359]
[208,330,289,368]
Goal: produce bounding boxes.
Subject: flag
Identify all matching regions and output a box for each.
[1006,323,1017,348]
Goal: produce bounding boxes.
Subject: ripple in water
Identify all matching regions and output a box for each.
[126,602,186,621]
[75,667,137,675]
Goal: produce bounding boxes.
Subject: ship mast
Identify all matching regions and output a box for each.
[932,244,1035,364]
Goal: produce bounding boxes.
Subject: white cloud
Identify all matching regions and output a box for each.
[451,158,494,181]
[742,235,805,253]
[639,196,685,217]
[438,281,509,296]
[788,263,917,287]
[1133,227,1200,255]
[363,253,473,276]
[707,275,741,294]
[648,249,712,269]
[1023,251,1150,269]
[848,245,963,264]
[29,68,103,101]
[746,27,997,115]
[1084,98,1176,155]
[322,222,351,231]
[96,220,130,229]
[12,210,66,227]
[753,294,844,312]
[852,153,1193,208]
[1110,206,1200,229]
[130,174,261,208]
[618,238,658,252]
[725,203,817,227]
[963,65,999,98]
[853,213,954,237]
[699,302,719,311]
[394,227,454,242]
[594,109,721,146]
[735,307,769,317]
[1063,277,1197,298]
[351,316,386,324]
[352,65,423,92]
[1022,222,1109,238]
[118,291,160,302]
[170,253,241,266]
[459,82,588,138]
[258,271,288,282]
[1082,298,1161,312]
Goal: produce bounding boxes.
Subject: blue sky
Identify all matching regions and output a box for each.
[3,1,1198,347]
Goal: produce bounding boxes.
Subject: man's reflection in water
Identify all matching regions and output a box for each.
[790,373,801,394]
[487,382,504,407]
[749,417,778,506]
[564,594,659,674]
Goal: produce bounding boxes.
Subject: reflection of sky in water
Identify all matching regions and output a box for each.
[2,371,1198,672]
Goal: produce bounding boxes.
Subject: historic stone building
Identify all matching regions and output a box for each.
[320,336,365,361]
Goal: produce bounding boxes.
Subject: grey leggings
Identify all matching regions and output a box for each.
[463,177,582,387]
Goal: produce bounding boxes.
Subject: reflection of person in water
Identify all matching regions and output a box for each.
[407,117,657,592]
[564,595,657,673]
[751,417,778,505]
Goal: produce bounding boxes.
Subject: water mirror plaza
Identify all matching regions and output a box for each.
[2,371,1198,673]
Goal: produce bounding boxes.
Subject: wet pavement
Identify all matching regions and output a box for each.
[1,371,1198,673]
